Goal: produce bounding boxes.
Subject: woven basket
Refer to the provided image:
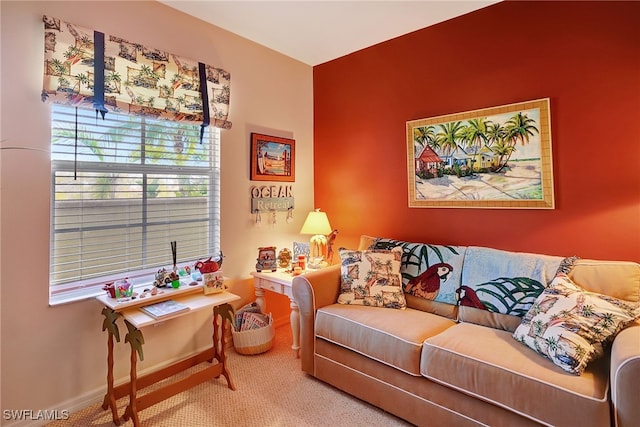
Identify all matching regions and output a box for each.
[232,321,275,355]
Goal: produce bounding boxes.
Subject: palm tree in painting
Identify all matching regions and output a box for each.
[485,120,507,171]
[436,121,464,156]
[462,118,490,172]
[495,112,539,172]
[413,125,437,151]
[485,120,506,147]
[490,140,513,173]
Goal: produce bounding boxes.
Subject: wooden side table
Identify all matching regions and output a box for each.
[250,269,301,357]
[97,288,240,426]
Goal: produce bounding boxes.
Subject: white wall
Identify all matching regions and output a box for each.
[0,0,313,420]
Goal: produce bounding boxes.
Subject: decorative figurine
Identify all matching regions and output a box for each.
[153,268,178,288]
[103,282,116,298]
[256,246,277,272]
[278,248,292,269]
[326,229,339,265]
[195,251,224,273]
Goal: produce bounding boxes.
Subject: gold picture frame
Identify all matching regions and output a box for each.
[407,98,554,209]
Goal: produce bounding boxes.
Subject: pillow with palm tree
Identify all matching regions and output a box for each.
[513,273,640,375]
[337,247,406,309]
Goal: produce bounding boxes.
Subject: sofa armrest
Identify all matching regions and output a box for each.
[292,264,341,374]
[611,321,640,427]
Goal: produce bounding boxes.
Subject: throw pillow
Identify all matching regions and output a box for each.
[458,246,566,332]
[369,238,466,306]
[459,247,565,316]
[513,273,640,375]
[338,247,406,309]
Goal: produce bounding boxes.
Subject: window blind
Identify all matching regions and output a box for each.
[50,105,220,298]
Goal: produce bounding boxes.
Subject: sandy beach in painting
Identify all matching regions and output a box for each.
[415,160,543,201]
[262,158,286,175]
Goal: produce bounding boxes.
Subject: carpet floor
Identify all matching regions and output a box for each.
[47,324,412,426]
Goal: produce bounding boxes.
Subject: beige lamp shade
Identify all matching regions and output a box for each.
[300,209,332,236]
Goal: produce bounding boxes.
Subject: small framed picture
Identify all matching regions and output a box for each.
[293,242,310,258]
[256,246,278,272]
[203,273,225,294]
[250,133,295,182]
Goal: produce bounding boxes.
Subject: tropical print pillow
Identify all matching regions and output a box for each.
[369,238,465,306]
[337,247,406,309]
[513,274,640,375]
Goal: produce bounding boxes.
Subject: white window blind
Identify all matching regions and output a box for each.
[50,105,220,302]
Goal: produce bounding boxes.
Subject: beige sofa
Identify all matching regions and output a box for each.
[292,236,640,427]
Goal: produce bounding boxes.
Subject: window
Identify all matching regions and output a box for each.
[49,105,220,304]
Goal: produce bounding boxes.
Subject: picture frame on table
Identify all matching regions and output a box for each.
[250,133,295,182]
[293,242,310,258]
[203,273,225,295]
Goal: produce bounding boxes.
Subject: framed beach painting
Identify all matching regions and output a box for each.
[250,133,295,182]
[407,98,554,209]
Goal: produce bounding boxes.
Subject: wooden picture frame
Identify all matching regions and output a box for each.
[407,98,554,209]
[250,133,295,182]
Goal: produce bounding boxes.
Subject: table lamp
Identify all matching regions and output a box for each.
[300,209,332,269]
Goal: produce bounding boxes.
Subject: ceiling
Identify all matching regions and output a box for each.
[158,1,501,66]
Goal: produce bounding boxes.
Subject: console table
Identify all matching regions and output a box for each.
[97,286,240,426]
[250,270,301,357]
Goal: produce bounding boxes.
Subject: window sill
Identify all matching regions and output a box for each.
[49,272,159,306]
[49,288,105,306]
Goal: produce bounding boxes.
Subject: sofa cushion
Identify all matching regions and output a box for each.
[369,238,466,318]
[357,234,377,251]
[513,273,640,375]
[316,304,455,375]
[337,247,406,309]
[421,322,611,427]
[458,246,565,331]
[569,259,640,302]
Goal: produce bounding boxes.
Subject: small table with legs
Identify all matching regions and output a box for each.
[250,269,301,357]
[97,287,240,426]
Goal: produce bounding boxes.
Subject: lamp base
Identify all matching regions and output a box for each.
[307,257,328,270]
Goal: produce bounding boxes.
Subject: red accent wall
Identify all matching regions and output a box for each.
[313,1,640,262]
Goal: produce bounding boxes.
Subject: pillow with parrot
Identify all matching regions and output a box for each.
[337,246,406,309]
[369,238,466,307]
[457,246,566,331]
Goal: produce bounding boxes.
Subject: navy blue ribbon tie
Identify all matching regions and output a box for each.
[74,107,78,180]
[198,62,210,143]
[93,30,108,120]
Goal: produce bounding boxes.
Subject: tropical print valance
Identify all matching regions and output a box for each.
[42,15,232,132]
